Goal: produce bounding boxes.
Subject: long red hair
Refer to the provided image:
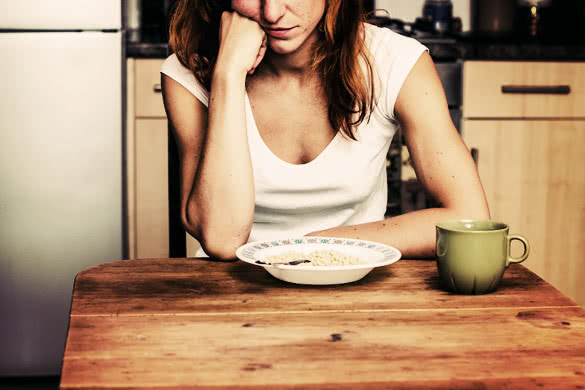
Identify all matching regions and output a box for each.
[168,0,375,140]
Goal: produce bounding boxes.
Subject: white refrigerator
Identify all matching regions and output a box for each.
[0,0,124,376]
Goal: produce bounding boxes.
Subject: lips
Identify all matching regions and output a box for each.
[264,27,295,38]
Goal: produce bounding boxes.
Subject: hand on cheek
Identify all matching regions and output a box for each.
[217,11,266,76]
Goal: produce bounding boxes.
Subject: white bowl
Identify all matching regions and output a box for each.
[236,237,402,285]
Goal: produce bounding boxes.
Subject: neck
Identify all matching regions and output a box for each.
[261,52,311,78]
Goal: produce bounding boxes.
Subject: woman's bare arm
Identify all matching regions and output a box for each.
[161,12,266,259]
[307,52,490,257]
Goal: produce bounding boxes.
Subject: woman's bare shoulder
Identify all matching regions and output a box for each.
[161,53,210,107]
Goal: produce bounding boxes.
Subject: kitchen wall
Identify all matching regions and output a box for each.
[375,0,472,31]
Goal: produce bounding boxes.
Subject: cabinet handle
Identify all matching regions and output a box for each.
[501,85,571,95]
[153,83,162,93]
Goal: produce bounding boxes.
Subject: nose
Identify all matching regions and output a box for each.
[261,0,285,24]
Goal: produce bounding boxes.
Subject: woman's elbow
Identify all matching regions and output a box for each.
[182,205,252,260]
[451,197,490,221]
[199,229,251,261]
[470,189,491,220]
[192,218,251,261]
[181,209,201,243]
[467,207,490,221]
[181,217,247,260]
[477,203,491,220]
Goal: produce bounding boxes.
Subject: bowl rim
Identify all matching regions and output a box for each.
[236,236,402,271]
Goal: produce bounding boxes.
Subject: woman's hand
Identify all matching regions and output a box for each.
[216,11,267,76]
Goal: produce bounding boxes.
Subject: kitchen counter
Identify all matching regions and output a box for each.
[458,36,585,61]
[126,28,169,58]
[125,24,585,61]
[127,38,585,62]
[422,35,585,62]
[127,41,168,58]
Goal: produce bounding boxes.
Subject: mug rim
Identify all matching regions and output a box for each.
[436,219,509,233]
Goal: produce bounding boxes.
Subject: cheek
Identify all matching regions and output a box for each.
[313,0,326,19]
[231,0,260,18]
[297,0,326,25]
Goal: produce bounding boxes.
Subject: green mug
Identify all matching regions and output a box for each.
[435,220,530,294]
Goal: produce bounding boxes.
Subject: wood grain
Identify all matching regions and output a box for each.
[69,259,576,316]
[463,61,585,119]
[61,259,585,389]
[61,307,585,389]
[463,120,585,308]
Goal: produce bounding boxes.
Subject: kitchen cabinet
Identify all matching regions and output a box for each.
[127,58,201,259]
[462,61,585,307]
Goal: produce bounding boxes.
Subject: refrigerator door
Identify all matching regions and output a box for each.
[0,31,122,376]
[0,0,121,30]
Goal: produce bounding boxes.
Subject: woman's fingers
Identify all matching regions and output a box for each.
[218,11,266,75]
[249,35,267,75]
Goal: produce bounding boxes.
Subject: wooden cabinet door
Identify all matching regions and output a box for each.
[462,120,585,307]
[463,61,585,119]
[134,118,169,259]
[135,59,167,118]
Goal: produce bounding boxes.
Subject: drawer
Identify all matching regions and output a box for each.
[135,59,166,118]
[134,118,169,258]
[463,61,585,119]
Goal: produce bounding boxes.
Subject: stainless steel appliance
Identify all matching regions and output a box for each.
[0,0,123,377]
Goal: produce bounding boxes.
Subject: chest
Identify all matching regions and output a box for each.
[246,80,335,165]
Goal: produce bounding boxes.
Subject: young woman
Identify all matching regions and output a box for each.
[161,0,490,260]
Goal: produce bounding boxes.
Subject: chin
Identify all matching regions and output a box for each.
[268,40,299,55]
[269,46,296,55]
[268,32,314,55]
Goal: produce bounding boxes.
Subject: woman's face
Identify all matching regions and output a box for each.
[231,0,327,55]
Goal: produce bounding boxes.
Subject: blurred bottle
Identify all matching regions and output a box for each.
[125,0,141,42]
[422,0,454,34]
[472,0,516,38]
[515,0,553,41]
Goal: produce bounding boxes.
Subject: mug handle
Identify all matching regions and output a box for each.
[507,234,530,266]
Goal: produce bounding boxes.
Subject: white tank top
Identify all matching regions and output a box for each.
[161,24,427,249]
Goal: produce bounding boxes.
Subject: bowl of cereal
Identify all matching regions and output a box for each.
[235,237,401,285]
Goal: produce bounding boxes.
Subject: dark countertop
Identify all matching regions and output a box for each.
[470,42,585,61]
[126,28,585,62]
[126,28,170,59]
[127,41,169,58]
[426,37,585,62]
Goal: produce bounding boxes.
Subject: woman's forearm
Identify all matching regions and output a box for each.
[308,206,490,259]
[187,68,255,259]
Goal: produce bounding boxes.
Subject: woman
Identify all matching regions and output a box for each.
[161,0,490,260]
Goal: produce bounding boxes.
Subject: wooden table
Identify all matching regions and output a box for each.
[60,258,585,389]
